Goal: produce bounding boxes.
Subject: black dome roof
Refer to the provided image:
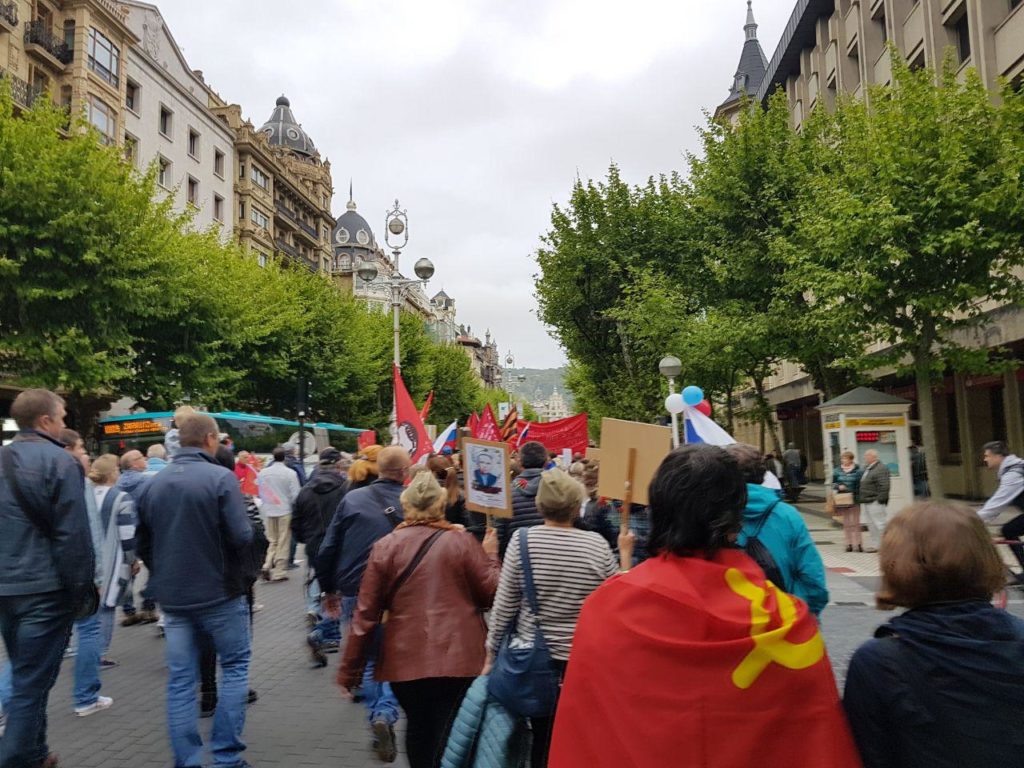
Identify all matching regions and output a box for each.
[332,194,376,250]
[258,95,317,158]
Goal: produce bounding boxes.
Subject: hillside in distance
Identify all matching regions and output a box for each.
[505,368,573,408]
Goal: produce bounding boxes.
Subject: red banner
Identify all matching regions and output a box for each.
[419,390,434,422]
[357,430,377,451]
[517,413,588,456]
[393,365,433,464]
[475,404,501,442]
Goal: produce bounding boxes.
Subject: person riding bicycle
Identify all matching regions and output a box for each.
[977,441,1024,586]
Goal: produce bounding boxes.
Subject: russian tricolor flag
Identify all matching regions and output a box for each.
[683,406,736,446]
[432,421,459,455]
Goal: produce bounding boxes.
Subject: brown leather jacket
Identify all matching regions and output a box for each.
[338,523,499,687]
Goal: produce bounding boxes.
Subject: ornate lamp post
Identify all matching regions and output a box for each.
[353,200,435,368]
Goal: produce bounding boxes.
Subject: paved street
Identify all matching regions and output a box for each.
[7,523,1024,768]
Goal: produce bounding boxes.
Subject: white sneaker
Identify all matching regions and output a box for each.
[74,696,113,717]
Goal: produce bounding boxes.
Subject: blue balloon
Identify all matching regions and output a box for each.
[682,386,704,406]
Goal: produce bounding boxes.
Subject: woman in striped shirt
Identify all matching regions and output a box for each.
[485,468,631,767]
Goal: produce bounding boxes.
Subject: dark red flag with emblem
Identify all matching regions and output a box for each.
[392,365,432,464]
[549,550,862,768]
[475,404,501,442]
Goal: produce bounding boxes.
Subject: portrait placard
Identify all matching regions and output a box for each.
[462,438,513,518]
[597,419,672,507]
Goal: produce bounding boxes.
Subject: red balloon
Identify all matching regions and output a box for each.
[695,399,712,417]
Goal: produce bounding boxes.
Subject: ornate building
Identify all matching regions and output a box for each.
[457,327,502,389]
[0,1,137,136]
[533,387,571,423]
[714,1,769,123]
[430,290,458,344]
[209,93,334,273]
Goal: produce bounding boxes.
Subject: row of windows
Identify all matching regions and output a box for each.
[152,156,224,222]
[155,104,226,176]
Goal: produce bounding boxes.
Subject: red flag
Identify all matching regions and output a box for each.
[468,412,480,436]
[517,413,588,456]
[392,365,433,464]
[549,550,861,768]
[475,404,501,442]
[419,390,434,423]
[357,430,377,452]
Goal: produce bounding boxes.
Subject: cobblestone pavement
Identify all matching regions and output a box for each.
[6,525,1024,768]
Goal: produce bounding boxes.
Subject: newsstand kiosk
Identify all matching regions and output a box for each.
[818,387,913,512]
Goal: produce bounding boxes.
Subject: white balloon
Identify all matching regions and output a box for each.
[665,393,686,415]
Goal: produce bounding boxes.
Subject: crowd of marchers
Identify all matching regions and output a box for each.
[1,388,1023,768]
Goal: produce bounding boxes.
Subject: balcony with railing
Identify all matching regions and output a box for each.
[274,200,298,229]
[0,66,42,110]
[296,217,318,240]
[24,20,72,67]
[0,2,18,33]
[274,237,298,258]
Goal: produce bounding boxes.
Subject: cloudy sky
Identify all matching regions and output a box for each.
[161,1,792,369]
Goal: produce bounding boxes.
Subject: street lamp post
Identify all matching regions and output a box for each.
[354,200,435,369]
[659,355,683,448]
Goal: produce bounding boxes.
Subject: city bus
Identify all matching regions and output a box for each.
[97,410,367,459]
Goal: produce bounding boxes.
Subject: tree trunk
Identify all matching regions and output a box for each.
[914,323,944,499]
[753,377,784,457]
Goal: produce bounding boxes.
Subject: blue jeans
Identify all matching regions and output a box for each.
[164,597,251,768]
[0,591,73,768]
[72,607,115,707]
[0,661,11,713]
[342,596,398,726]
[307,571,340,643]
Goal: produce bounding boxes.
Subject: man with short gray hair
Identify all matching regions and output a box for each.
[0,389,95,768]
[859,449,891,551]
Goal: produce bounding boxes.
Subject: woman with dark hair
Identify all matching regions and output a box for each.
[549,444,860,768]
[843,501,1024,768]
[426,453,486,539]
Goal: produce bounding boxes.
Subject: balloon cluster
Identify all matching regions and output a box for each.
[665,386,712,417]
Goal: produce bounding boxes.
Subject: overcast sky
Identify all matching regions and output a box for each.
[161,1,792,369]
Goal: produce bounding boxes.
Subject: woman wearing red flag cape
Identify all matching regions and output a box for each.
[550,445,862,768]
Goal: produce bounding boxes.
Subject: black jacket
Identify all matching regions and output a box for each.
[844,601,1024,767]
[292,470,347,564]
[496,468,544,558]
[0,431,95,598]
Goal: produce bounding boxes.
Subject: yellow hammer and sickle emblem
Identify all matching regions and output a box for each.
[725,568,825,689]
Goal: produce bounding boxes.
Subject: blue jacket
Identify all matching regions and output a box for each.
[145,456,168,474]
[736,483,829,616]
[441,676,529,768]
[315,478,403,596]
[844,601,1024,767]
[0,431,95,597]
[115,468,150,503]
[136,448,253,611]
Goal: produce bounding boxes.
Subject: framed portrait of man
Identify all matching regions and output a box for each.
[462,438,513,518]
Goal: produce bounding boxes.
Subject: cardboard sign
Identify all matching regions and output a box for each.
[597,419,672,507]
[585,447,602,463]
[462,438,513,518]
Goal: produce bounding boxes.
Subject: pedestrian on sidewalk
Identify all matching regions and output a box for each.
[72,454,137,717]
[977,441,1024,586]
[137,413,255,768]
[293,447,348,665]
[316,446,410,761]
[727,444,829,617]
[116,451,158,626]
[843,501,1024,768]
[0,389,96,768]
[339,472,500,768]
[833,451,864,553]
[859,449,891,551]
[257,446,300,582]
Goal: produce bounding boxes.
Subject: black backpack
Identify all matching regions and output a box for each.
[743,500,787,588]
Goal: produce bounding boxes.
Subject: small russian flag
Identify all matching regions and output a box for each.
[683,407,736,446]
[516,423,530,447]
[432,421,459,455]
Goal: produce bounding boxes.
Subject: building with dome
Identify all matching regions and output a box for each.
[209,93,334,273]
[714,1,768,124]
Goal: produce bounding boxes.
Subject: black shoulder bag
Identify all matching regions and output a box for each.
[1,446,99,620]
[743,499,787,589]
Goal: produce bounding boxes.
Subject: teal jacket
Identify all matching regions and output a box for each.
[737,483,829,616]
[441,676,529,768]
[832,464,862,502]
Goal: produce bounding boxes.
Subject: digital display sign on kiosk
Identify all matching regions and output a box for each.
[818,388,913,512]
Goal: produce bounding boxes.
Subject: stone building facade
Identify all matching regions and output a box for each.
[716,0,1024,498]
[118,1,233,239]
[209,93,334,273]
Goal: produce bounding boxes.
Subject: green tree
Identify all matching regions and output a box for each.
[788,55,1024,497]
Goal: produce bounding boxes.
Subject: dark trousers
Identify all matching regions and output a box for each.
[0,591,73,768]
[1002,513,1024,570]
[529,659,568,768]
[391,677,473,768]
